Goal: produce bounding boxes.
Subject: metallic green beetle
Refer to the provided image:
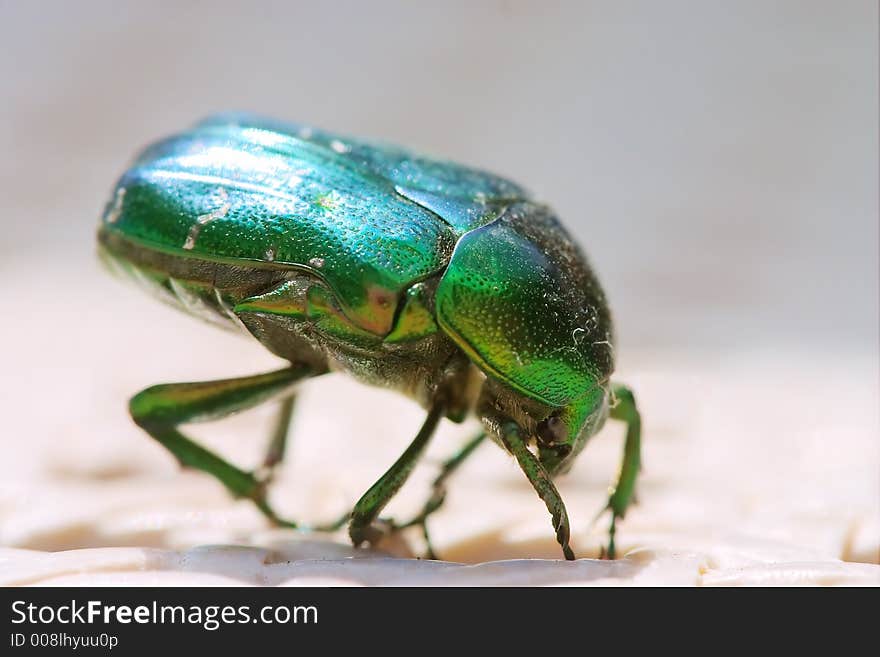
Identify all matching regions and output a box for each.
[97,113,641,560]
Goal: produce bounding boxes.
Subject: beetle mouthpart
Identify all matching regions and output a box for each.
[536,414,566,447]
[543,443,572,460]
[537,443,573,477]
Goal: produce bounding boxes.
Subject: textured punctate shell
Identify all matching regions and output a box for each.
[197,113,529,233]
[435,203,615,407]
[100,115,528,336]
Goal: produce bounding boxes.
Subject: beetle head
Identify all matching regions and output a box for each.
[534,385,609,475]
[478,378,609,477]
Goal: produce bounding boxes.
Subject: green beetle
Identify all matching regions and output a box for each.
[97,114,641,560]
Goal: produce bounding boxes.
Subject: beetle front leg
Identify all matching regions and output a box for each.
[348,401,446,548]
[129,364,325,527]
[499,421,576,561]
[601,383,643,559]
[397,431,486,559]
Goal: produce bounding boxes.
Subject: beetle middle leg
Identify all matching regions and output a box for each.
[129,363,326,528]
[396,431,486,559]
[348,400,446,548]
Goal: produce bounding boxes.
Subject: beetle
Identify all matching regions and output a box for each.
[96,113,642,560]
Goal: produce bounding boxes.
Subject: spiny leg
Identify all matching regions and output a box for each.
[499,421,575,561]
[603,383,642,560]
[398,431,487,559]
[129,364,324,527]
[348,401,446,548]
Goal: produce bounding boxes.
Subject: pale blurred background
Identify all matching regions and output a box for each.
[2,0,877,352]
[1,1,877,584]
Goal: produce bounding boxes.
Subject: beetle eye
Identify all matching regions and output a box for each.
[536,414,566,446]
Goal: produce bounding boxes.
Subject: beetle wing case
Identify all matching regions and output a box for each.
[435,203,615,408]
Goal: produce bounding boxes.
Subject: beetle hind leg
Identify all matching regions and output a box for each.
[128,364,326,528]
